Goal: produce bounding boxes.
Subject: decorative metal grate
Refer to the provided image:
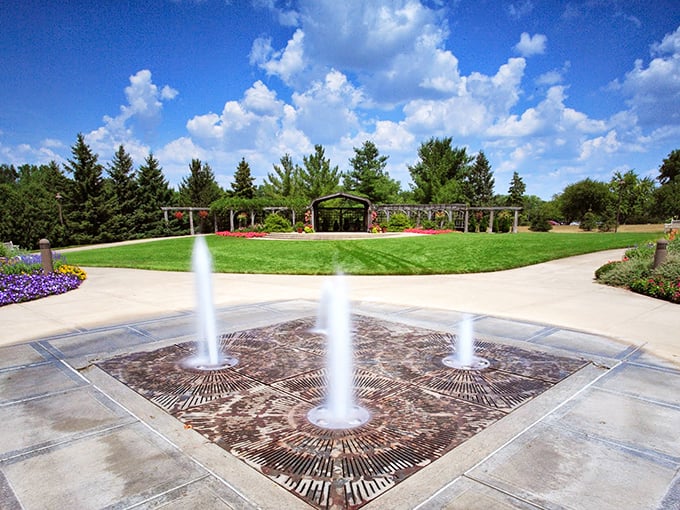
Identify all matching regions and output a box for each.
[98,316,588,509]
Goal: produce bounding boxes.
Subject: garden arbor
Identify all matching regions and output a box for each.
[310,192,372,232]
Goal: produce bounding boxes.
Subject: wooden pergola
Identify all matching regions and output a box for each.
[160,207,215,235]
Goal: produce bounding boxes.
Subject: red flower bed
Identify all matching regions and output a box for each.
[403,228,455,235]
[215,231,268,238]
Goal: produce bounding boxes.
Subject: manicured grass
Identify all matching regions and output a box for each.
[63,232,662,275]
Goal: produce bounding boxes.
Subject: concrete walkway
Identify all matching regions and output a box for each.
[1,250,679,509]
[2,249,678,364]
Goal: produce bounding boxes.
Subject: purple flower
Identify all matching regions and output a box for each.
[0,271,83,306]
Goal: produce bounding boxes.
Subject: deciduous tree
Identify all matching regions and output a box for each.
[658,149,680,185]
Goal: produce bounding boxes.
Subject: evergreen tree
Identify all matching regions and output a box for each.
[0,163,69,248]
[507,171,526,206]
[263,154,300,198]
[0,164,18,184]
[465,151,495,205]
[298,145,341,200]
[179,159,223,206]
[134,153,174,238]
[63,133,108,245]
[343,140,400,203]
[104,145,138,241]
[408,137,472,204]
[231,157,256,199]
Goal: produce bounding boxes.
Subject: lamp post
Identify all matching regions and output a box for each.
[55,193,64,226]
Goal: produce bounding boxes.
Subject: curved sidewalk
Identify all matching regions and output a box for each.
[1,249,678,364]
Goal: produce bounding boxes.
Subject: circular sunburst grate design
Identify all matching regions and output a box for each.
[98,315,588,509]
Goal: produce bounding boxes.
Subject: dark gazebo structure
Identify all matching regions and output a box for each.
[310,192,372,233]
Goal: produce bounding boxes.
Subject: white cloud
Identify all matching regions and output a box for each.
[579,130,621,160]
[291,70,364,143]
[507,1,534,20]
[186,80,285,150]
[82,70,177,162]
[0,141,64,166]
[536,61,571,86]
[514,32,547,57]
[611,25,680,128]
[250,30,306,85]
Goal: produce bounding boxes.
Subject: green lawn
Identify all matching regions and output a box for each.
[62,232,661,275]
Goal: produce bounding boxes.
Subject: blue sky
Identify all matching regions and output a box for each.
[1,0,679,200]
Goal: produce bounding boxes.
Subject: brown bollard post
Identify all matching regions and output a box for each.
[653,238,668,269]
[39,238,53,274]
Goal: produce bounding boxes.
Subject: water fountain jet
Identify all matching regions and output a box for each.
[442,315,489,370]
[184,236,238,371]
[307,275,370,429]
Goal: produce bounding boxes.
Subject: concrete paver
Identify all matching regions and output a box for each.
[0,247,679,509]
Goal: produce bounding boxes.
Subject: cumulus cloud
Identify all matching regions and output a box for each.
[250,30,306,85]
[253,0,456,104]
[83,69,177,161]
[611,25,680,128]
[514,32,547,57]
[292,70,364,143]
[186,80,285,150]
[0,140,64,166]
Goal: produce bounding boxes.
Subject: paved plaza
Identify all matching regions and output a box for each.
[1,248,679,509]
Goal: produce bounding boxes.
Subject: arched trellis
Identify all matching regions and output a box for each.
[161,207,215,235]
[310,192,372,232]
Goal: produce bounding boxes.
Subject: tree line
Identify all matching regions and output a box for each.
[1,132,678,248]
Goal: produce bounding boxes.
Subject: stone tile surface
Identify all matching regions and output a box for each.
[0,344,46,370]
[534,328,634,358]
[596,363,680,406]
[470,317,547,340]
[0,363,84,404]
[469,421,678,510]
[0,387,131,458]
[1,423,207,510]
[546,386,680,460]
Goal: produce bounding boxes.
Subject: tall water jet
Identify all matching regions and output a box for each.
[187,236,238,370]
[442,315,489,370]
[307,275,370,429]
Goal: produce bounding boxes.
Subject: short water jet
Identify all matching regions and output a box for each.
[442,315,489,370]
[307,275,370,429]
[185,236,238,371]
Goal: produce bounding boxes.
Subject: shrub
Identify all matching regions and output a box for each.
[625,243,655,259]
[386,213,412,232]
[596,256,653,287]
[580,212,598,231]
[594,260,622,280]
[529,213,552,232]
[630,277,680,303]
[650,253,680,281]
[263,213,292,233]
[495,211,513,233]
[420,219,437,230]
